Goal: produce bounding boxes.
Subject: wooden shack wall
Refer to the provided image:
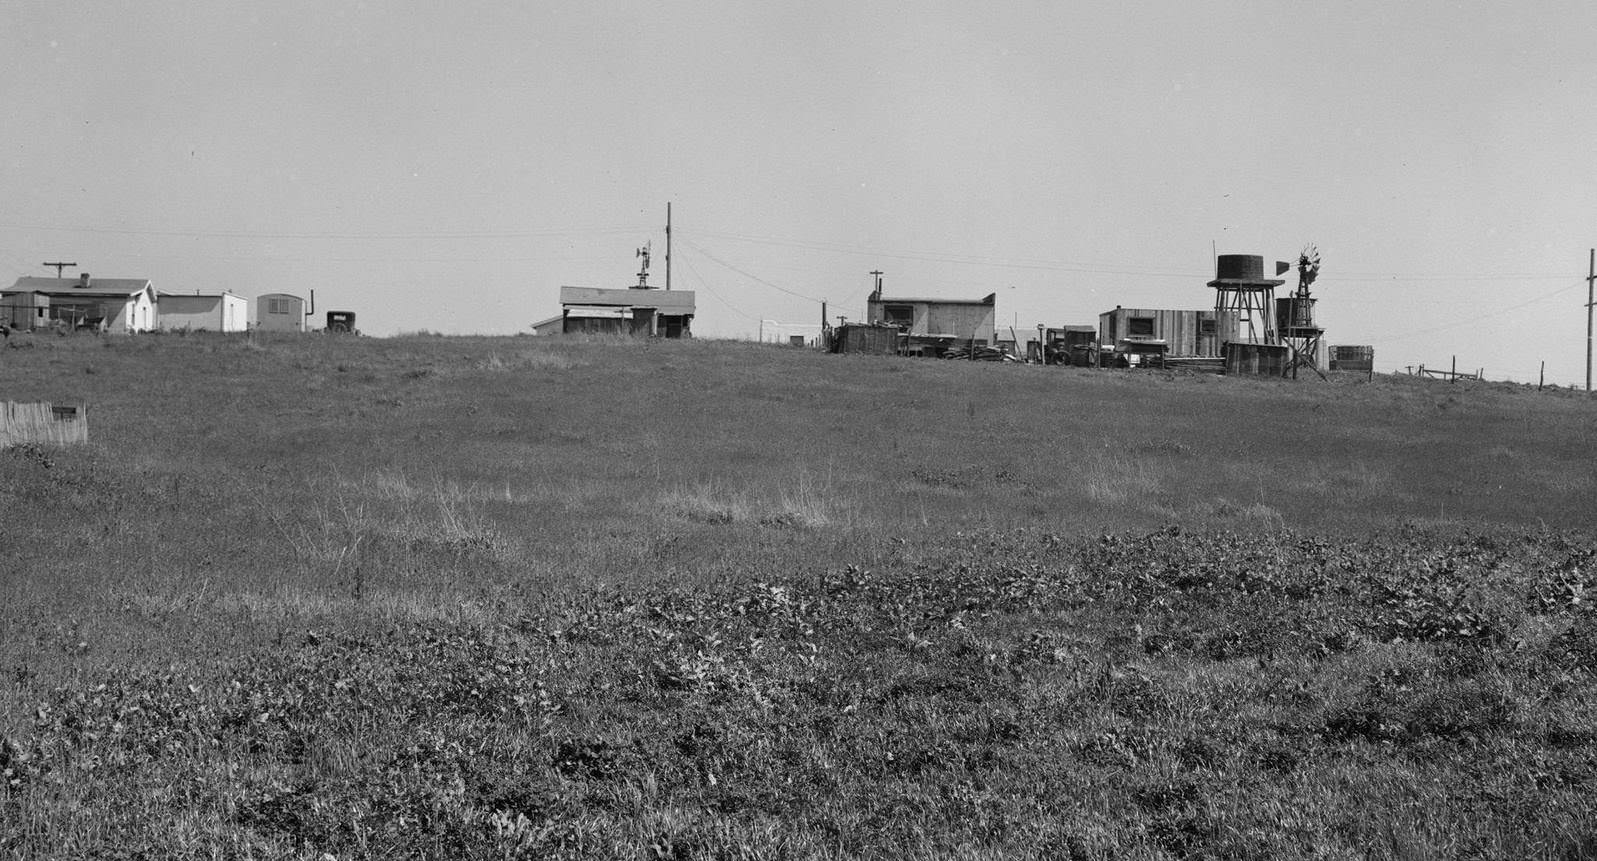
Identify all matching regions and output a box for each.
[1224,342,1290,376]
[833,325,897,355]
[1098,308,1234,357]
[1,402,89,447]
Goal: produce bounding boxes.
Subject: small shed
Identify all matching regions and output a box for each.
[256,293,308,332]
[2,274,157,333]
[1224,342,1290,376]
[555,286,695,338]
[829,323,898,355]
[1099,307,1236,358]
[158,292,249,332]
[1329,345,1375,372]
[867,290,996,350]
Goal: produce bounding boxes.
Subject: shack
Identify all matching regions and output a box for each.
[866,289,996,356]
[1098,307,1236,358]
[556,286,695,338]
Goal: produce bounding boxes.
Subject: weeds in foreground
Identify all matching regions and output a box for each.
[3,526,1595,859]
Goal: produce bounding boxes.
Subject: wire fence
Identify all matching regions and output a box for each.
[0,402,89,448]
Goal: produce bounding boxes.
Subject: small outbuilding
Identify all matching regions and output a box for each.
[554,286,695,337]
[1098,307,1237,358]
[255,293,309,332]
[158,291,249,333]
[866,288,996,355]
[2,274,157,333]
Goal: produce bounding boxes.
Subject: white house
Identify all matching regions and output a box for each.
[255,293,308,332]
[158,292,249,333]
[1,274,157,333]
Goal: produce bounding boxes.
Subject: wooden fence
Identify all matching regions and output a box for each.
[0,402,89,447]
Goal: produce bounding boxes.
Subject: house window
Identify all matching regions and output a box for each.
[268,299,292,315]
[1199,318,1217,335]
[1128,317,1155,337]
[883,305,913,328]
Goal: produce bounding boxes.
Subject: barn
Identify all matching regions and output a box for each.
[1,274,157,333]
[158,292,249,333]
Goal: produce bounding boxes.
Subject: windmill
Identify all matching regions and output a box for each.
[1279,244,1326,378]
[634,241,653,288]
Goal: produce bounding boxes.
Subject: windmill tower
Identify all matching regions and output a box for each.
[1209,254,1285,344]
[633,241,653,289]
[1278,245,1324,377]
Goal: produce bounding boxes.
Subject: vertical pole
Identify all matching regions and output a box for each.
[665,203,672,291]
[1451,355,1457,383]
[1587,248,1594,392]
[1540,360,1545,391]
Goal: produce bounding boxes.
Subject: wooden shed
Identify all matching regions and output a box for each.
[828,323,898,355]
[555,286,695,338]
[1224,342,1290,376]
[866,291,996,353]
[1098,307,1236,358]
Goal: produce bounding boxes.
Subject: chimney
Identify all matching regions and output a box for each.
[76,273,91,289]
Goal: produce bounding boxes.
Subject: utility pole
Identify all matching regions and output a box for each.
[1587,248,1594,392]
[43,261,77,278]
[665,202,672,291]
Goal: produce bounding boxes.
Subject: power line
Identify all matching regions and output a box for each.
[1360,279,1586,343]
[679,255,759,323]
[0,221,648,241]
[678,237,826,305]
[691,227,1578,284]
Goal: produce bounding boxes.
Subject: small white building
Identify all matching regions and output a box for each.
[158,292,249,333]
[2,274,157,333]
[758,320,825,347]
[255,293,308,332]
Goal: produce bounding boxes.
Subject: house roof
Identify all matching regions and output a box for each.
[869,293,997,306]
[7,276,153,298]
[559,285,696,313]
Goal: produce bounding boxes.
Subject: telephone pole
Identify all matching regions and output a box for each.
[1587,248,1595,392]
[43,261,77,278]
[664,202,672,291]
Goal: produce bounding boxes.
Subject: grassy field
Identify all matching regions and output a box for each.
[1,331,1594,858]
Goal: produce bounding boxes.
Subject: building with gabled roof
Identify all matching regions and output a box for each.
[1,274,157,333]
[554,285,695,338]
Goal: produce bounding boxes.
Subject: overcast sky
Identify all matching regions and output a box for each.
[3,1,1594,382]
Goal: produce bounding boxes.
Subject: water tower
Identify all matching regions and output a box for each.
[1208,254,1285,344]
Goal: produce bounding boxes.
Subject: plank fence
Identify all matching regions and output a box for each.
[0,402,89,448]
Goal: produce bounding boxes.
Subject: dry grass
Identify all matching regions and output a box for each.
[2,333,1596,858]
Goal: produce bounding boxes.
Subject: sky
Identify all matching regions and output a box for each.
[3,1,1595,383]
